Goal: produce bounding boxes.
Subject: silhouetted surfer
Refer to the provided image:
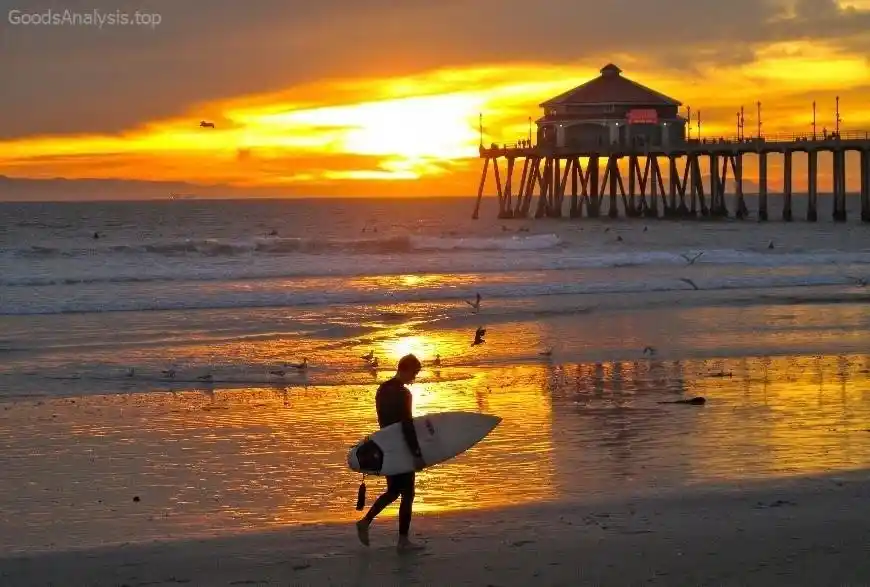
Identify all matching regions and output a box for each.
[356,354,426,552]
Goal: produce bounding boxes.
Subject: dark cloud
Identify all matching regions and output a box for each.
[1,0,868,139]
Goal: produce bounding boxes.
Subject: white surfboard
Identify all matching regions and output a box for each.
[347,411,502,476]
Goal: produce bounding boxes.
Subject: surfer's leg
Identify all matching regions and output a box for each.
[361,489,399,523]
[395,473,424,551]
[361,475,404,525]
[357,487,399,546]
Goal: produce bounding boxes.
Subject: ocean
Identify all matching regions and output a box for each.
[2,196,870,553]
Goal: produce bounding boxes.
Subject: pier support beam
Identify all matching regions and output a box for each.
[758,152,768,221]
[472,157,490,220]
[474,141,870,223]
[782,152,793,221]
[832,149,847,222]
[807,150,818,222]
[862,149,870,223]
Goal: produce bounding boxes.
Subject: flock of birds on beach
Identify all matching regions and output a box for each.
[115,220,863,393]
[118,289,561,385]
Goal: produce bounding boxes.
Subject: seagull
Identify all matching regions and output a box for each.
[539,347,553,357]
[466,293,482,313]
[199,120,215,128]
[849,276,867,287]
[161,368,176,379]
[196,373,213,382]
[643,346,656,356]
[367,357,379,370]
[125,368,135,378]
[361,350,374,362]
[680,277,699,290]
[472,326,486,346]
[680,252,704,265]
[290,358,308,371]
[432,354,442,367]
[269,367,286,377]
[643,226,648,232]
[767,240,775,250]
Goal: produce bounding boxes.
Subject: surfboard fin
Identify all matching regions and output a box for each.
[355,476,367,511]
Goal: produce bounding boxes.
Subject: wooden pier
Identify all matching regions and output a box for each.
[472,132,870,222]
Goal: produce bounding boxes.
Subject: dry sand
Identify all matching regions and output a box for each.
[2,472,869,587]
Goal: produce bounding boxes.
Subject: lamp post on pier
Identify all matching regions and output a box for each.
[697,111,702,141]
[812,101,817,140]
[835,96,842,136]
[757,101,762,138]
[687,105,692,140]
[528,116,532,144]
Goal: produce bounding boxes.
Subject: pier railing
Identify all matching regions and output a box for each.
[484,129,870,155]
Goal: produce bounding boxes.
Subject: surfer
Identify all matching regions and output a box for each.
[356,354,426,552]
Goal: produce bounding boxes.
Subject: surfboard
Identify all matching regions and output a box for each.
[347,411,502,476]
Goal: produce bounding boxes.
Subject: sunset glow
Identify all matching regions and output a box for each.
[2,33,870,196]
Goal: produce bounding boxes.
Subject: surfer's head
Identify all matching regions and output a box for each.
[396,354,422,383]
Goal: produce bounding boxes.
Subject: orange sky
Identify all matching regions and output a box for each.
[2,0,870,197]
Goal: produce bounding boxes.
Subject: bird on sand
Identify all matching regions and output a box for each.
[466,293,482,313]
[161,367,176,379]
[196,373,213,382]
[643,346,656,356]
[290,358,308,371]
[367,357,379,370]
[539,347,553,357]
[361,350,374,362]
[680,277,699,290]
[199,120,215,128]
[472,326,486,346]
[125,368,135,378]
[680,252,704,265]
[658,396,706,405]
[269,367,286,377]
[432,354,442,367]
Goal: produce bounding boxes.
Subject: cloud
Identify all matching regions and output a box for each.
[2,0,869,139]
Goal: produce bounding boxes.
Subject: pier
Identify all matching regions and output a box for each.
[472,64,870,222]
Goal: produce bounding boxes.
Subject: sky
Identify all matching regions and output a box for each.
[1,0,870,197]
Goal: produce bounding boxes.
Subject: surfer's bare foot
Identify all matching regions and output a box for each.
[397,536,425,553]
[356,520,370,546]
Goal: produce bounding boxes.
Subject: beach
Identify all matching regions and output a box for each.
[3,472,870,586]
[2,196,870,585]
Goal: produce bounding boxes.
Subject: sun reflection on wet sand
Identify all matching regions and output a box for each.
[1,346,870,553]
[0,364,554,552]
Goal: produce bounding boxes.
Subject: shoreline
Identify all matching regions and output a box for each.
[3,470,869,586]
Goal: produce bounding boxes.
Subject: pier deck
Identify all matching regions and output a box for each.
[473,131,870,223]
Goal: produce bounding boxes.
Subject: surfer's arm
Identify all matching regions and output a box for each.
[400,391,423,458]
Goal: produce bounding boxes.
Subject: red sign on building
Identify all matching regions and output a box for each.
[627,109,658,124]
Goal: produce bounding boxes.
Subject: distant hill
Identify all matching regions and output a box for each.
[0,175,295,201]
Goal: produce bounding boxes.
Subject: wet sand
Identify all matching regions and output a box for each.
[2,350,870,555]
[3,292,870,584]
[2,471,869,586]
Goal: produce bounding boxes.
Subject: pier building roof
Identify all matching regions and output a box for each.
[540,64,682,107]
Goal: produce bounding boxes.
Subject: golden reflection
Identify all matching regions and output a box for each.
[346,273,478,292]
[1,366,553,550]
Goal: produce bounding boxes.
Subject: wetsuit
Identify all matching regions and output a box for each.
[361,377,422,535]
[376,377,422,492]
